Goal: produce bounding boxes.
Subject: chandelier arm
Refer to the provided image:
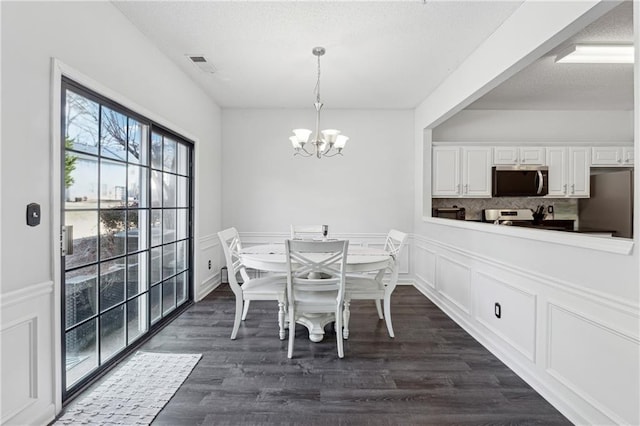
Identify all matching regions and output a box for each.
[296,145,314,157]
[321,149,343,158]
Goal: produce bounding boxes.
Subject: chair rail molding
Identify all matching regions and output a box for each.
[0,280,53,309]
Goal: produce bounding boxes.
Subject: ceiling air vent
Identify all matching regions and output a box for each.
[187,55,216,73]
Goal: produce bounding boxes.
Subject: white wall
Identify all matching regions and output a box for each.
[414,1,639,425]
[221,109,414,235]
[0,2,221,424]
[433,109,634,143]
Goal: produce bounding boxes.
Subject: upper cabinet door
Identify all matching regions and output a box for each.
[493,147,545,165]
[546,147,568,197]
[569,147,590,197]
[493,147,519,165]
[432,147,460,197]
[519,147,546,165]
[591,147,621,165]
[591,146,634,166]
[462,147,492,197]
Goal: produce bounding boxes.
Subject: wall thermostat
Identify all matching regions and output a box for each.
[26,203,41,227]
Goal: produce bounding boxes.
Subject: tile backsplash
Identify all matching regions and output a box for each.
[432,197,578,221]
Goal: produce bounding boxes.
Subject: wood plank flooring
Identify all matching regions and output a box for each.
[76,285,572,425]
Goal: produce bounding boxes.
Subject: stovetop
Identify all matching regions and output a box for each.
[482,209,534,222]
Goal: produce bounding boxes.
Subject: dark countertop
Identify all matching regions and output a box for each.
[462,219,616,235]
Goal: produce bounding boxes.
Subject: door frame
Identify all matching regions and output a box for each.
[50,58,200,411]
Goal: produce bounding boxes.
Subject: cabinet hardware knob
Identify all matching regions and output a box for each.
[494,302,501,319]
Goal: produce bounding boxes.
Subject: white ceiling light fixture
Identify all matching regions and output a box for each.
[555,44,634,64]
[289,47,348,158]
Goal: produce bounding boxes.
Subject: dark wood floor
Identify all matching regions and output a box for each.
[77,285,573,425]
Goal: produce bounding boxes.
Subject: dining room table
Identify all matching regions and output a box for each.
[239,242,392,342]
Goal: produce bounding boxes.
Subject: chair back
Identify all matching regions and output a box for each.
[385,229,408,260]
[290,224,328,240]
[217,227,250,295]
[285,239,348,305]
[383,229,408,285]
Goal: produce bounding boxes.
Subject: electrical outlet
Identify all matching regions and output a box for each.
[208,260,212,270]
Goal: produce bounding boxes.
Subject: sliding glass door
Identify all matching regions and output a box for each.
[61,79,193,399]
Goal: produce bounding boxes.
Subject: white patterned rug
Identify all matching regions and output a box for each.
[56,352,202,425]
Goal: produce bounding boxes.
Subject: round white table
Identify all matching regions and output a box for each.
[240,243,391,342]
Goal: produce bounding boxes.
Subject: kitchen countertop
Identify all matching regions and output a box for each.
[464,219,616,235]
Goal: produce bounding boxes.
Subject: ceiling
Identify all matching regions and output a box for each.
[112,0,523,109]
[112,1,633,111]
[468,1,634,111]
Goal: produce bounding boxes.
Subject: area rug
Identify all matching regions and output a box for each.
[56,352,202,425]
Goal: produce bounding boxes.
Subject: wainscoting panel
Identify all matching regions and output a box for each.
[435,255,471,314]
[1,316,36,421]
[414,244,436,289]
[197,234,221,300]
[411,234,639,426]
[547,303,640,425]
[474,271,537,362]
[0,281,56,425]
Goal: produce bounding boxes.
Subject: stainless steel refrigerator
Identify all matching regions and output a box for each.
[578,168,634,238]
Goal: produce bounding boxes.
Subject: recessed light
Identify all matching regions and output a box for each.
[555,44,634,64]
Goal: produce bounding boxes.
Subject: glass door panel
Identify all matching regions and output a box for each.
[65,319,98,387]
[62,79,193,400]
[100,305,126,361]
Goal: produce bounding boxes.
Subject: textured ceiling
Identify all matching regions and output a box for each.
[467,1,634,111]
[112,1,633,111]
[112,0,523,109]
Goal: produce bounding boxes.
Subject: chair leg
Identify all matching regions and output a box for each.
[277,300,286,340]
[287,308,295,359]
[383,294,394,338]
[231,296,243,340]
[336,307,344,358]
[241,300,251,321]
[375,299,383,319]
[343,299,351,340]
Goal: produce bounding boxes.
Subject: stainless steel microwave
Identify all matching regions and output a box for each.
[492,166,548,197]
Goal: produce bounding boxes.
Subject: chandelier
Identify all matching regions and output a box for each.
[289,47,348,158]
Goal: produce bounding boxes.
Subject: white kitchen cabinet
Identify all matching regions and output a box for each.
[432,146,460,197]
[591,146,635,166]
[432,146,491,198]
[494,146,545,166]
[546,147,590,198]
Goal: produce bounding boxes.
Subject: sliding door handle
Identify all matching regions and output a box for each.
[62,225,73,256]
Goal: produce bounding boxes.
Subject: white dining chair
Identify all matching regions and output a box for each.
[218,227,287,340]
[285,239,349,358]
[343,229,408,339]
[290,224,328,240]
